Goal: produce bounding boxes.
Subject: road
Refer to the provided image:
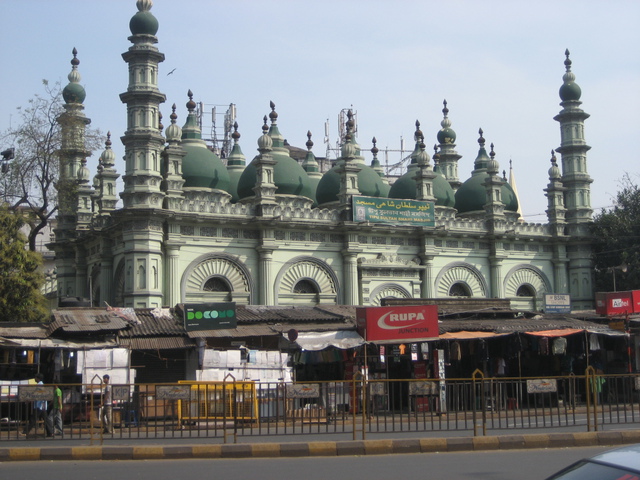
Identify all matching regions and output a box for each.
[0,446,611,480]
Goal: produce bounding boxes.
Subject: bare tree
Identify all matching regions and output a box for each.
[0,80,102,251]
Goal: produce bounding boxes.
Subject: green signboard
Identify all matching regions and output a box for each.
[183,302,237,331]
[352,196,435,227]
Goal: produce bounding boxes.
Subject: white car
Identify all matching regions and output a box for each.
[545,443,640,480]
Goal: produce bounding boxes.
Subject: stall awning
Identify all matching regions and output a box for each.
[525,328,583,337]
[294,330,365,351]
[439,331,512,340]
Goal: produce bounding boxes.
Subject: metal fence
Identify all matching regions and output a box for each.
[1,369,639,442]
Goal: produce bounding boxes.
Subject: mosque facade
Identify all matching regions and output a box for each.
[50,0,595,313]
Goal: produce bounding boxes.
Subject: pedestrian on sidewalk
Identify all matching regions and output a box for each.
[101,374,113,434]
[49,383,63,436]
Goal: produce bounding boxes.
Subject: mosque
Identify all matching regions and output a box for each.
[50,0,595,314]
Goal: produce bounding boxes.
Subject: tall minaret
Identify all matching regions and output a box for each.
[119,0,166,209]
[54,48,91,299]
[435,100,462,192]
[118,0,166,308]
[554,49,593,309]
[554,49,593,228]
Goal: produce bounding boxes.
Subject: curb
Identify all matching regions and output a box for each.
[1,430,639,462]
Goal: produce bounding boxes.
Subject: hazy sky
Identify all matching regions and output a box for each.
[1,0,639,221]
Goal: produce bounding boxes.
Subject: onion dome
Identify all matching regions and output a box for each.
[180,90,230,191]
[226,122,246,203]
[436,100,456,144]
[62,48,86,104]
[78,157,91,182]
[487,143,499,175]
[130,0,159,36]
[315,111,390,205]
[99,132,116,168]
[559,49,581,102]
[389,122,455,207]
[237,102,313,200]
[455,130,518,214]
[165,104,182,143]
[548,150,561,180]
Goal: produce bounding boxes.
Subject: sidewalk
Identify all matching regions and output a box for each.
[1,428,640,462]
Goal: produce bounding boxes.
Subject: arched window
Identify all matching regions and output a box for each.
[449,282,471,297]
[203,276,231,292]
[516,285,535,297]
[293,279,319,294]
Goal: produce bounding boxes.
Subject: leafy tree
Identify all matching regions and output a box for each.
[0,206,48,322]
[591,173,640,292]
[0,80,102,251]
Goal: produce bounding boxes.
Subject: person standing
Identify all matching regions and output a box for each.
[23,373,53,437]
[101,374,113,434]
[50,383,63,436]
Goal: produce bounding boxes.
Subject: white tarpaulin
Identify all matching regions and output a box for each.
[294,330,365,351]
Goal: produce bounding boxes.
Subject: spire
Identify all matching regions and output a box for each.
[226,121,245,166]
[508,159,524,221]
[62,48,86,105]
[370,137,386,180]
[472,128,490,171]
[302,131,320,174]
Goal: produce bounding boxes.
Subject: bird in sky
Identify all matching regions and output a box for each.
[167,68,176,76]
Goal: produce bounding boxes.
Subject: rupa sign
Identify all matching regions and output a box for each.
[356,305,439,342]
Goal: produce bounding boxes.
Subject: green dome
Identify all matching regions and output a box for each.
[388,164,455,207]
[315,159,390,206]
[130,11,159,35]
[237,151,314,200]
[454,172,518,214]
[559,82,581,102]
[437,127,456,145]
[182,144,230,190]
[62,82,86,104]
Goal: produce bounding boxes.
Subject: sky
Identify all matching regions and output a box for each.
[1,0,639,222]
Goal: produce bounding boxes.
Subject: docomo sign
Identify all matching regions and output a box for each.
[356,305,439,342]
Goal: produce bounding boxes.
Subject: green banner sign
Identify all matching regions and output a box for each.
[183,302,237,331]
[353,196,435,227]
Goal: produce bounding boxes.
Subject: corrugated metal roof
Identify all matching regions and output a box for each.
[187,325,278,338]
[0,325,48,339]
[48,308,129,335]
[236,305,353,323]
[119,309,186,338]
[119,337,196,350]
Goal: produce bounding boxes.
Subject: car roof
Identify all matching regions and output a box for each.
[590,444,640,472]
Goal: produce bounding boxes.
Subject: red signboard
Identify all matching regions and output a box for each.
[356,305,439,342]
[595,291,633,316]
[632,290,640,314]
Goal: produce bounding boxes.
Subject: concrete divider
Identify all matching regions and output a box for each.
[0,430,639,462]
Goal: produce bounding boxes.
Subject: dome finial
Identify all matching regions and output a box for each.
[269,101,278,123]
[136,0,153,12]
[186,90,196,111]
[232,121,240,142]
[442,99,449,117]
[371,137,379,156]
[478,128,485,147]
[105,131,112,148]
[262,115,269,134]
[306,131,314,151]
[170,103,178,124]
[564,49,572,72]
[414,120,423,142]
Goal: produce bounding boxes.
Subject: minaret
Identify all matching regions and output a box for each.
[554,50,593,229]
[95,132,121,219]
[302,131,323,204]
[75,157,94,231]
[508,160,524,221]
[253,116,277,216]
[544,151,569,294]
[118,0,166,308]
[54,47,91,299]
[414,136,437,202]
[553,49,593,309]
[336,110,361,213]
[226,121,246,203]
[119,0,166,209]
[369,137,388,184]
[435,100,462,192]
[483,144,506,233]
[161,104,186,211]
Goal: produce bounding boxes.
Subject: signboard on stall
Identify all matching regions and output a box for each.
[544,294,571,314]
[356,305,439,343]
[183,302,237,332]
